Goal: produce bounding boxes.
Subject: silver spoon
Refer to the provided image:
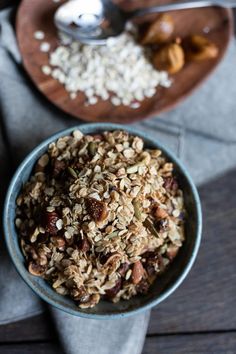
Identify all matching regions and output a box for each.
[54,0,236,45]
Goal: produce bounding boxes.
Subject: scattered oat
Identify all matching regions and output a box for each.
[40,42,51,53]
[34,31,45,40]
[42,65,52,76]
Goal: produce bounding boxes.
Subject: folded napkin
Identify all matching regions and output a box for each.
[1,7,236,354]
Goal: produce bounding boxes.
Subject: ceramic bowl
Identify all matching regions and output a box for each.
[3,123,202,319]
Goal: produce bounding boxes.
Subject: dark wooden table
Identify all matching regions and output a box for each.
[0,1,236,353]
[0,169,236,354]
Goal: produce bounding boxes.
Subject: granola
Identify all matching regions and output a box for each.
[16,130,185,308]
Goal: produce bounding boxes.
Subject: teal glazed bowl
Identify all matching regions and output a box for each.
[4,123,202,319]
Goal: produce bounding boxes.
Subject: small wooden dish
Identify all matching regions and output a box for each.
[16,0,233,123]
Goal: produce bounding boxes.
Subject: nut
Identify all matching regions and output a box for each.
[28,262,45,276]
[153,42,185,74]
[140,14,174,45]
[132,260,145,285]
[154,207,168,219]
[184,35,218,61]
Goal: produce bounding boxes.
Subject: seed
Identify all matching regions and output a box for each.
[107,231,119,239]
[68,167,78,178]
[133,199,142,220]
[88,142,97,157]
[125,269,132,280]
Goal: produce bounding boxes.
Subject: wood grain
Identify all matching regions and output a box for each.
[148,168,236,334]
[0,332,236,354]
[143,332,236,354]
[0,343,62,354]
[16,0,233,123]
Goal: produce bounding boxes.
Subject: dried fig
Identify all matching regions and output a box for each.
[85,197,108,222]
[140,14,174,45]
[153,42,185,74]
[184,35,218,61]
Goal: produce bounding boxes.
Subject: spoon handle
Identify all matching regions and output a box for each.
[132,0,236,18]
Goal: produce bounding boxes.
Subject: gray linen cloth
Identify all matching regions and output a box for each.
[1,7,236,354]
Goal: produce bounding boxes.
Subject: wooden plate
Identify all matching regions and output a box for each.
[16,0,233,123]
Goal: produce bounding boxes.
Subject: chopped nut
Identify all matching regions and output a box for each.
[28,262,45,276]
[132,260,145,285]
[154,207,168,220]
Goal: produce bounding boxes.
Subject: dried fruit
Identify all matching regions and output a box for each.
[52,158,66,177]
[163,176,178,191]
[140,14,174,45]
[184,35,218,61]
[153,42,185,74]
[156,218,169,232]
[132,260,145,285]
[118,262,129,277]
[51,236,65,250]
[143,251,164,275]
[105,278,122,299]
[136,279,149,294]
[79,237,90,253]
[86,197,108,222]
[45,211,60,235]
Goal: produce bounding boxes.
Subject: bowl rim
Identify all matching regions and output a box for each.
[3,123,202,319]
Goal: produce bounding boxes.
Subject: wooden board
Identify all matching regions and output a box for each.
[16,0,233,123]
